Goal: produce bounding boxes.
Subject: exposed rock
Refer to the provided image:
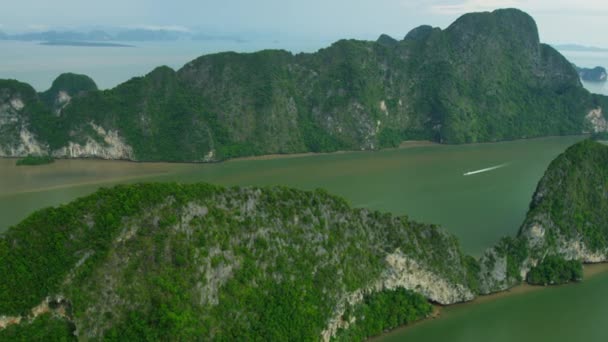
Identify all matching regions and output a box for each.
[0,297,71,332]
[0,127,48,157]
[381,250,474,304]
[322,249,474,341]
[1,9,606,162]
[9,98,24,111]
[486,140,608,292]
[54,91,71,114]
[585,108,608,133]
[478,247,510,294]
[0,184,478,340]
[51,122,133,159]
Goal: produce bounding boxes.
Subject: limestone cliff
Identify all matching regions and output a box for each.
[2,140,608,339]
[0,184,478,340]
[1,9,607,162]
[479,140,608,293]
[0,78,133,160]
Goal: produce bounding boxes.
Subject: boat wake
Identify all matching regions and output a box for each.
[463,163,509,176]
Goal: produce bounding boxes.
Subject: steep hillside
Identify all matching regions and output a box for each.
[0,183,478,341]
[0,9,606,162]
[479,140,608,293]
[2,140,608,339]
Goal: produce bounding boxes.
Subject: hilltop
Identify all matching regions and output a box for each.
[1,9,607,162]
[0,183,478,340]
[479,140,608,292]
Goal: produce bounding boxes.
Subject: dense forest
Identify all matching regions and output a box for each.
[1,8,607,162]
[478,139,608,294]
[0,183,476,340]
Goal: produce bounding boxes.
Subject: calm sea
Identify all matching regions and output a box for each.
[0,39,330,91]
[560,50,608,96]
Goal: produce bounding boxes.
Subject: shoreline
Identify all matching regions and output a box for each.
[370,262,608,340]
[0,135,587,165]
[228,140,439,162]
[0,171,171,198]
[0,135,577,198]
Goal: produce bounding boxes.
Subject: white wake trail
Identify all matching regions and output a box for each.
[463,163,509,176]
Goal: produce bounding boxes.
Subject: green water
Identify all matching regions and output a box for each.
[379,270,608,342]
[2,135,604,341]
[0,136,582,255]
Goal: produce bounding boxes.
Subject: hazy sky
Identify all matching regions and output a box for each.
[1,0,607,46]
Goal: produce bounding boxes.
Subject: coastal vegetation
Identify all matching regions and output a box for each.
[1,140,608,340]
[523,139,608,253]
[0,313,76,341]
[334,288,432,341]
[479,140,608,293]
[527,256,583,285]
[1,5,608,340]
[0,183,476,340]
[15,155,54,166]
[1,9,606,162]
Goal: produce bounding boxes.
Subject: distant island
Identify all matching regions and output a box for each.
[0,28,245,43]
[573,64,608,82]
[15,155,54,166]
[40,40,134,47]
[553,43,608,52]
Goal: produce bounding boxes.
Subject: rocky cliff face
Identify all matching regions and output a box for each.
[518,140,608,262]
[0,9,606,162]
[479,140,608,294]
[2,140,608,339]
[0,184,478,340]
[0,77,133,160]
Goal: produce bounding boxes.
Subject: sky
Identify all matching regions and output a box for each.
[0,0,607,47]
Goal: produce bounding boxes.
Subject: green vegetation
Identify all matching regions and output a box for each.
[0,313,76,341]
[527,256,583,285]
[1,139,608,339]
[522,140,608,252]
[495,236,529,282]
[1,9,606,162]
[478,139,608,294]
[0,183,475,340]
[334,288,432,341]
[2,8,608,338]
[16,155,54,166]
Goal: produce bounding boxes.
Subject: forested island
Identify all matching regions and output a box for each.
[2,7,608,341]
[574,65,608,83]
[1,9,607,162]
[1,139,607,340]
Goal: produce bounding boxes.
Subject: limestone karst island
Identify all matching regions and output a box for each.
[1,3,608,341]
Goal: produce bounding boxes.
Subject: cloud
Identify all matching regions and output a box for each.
[26,24,51,31]
[428,0,608,16]
[429,0,523,15]
[124,25,191,32]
